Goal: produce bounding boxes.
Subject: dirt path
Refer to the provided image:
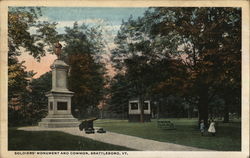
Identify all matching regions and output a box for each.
[18,126,210,151]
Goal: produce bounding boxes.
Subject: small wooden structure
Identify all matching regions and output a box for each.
[128,99,151,122]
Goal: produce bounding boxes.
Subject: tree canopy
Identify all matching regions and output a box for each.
[110,7,241,124]
[60,22,106,118]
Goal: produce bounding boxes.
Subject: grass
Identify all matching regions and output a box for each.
[95,118,241,151]
[9,118,241,151]
[8,128,133,150]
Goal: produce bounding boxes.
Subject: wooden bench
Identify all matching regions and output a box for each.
[157,120,176,130]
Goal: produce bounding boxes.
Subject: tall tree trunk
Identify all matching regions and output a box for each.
[223,105,229,123]
[198,93,209,128]
[187,108,191,119]
[157,102,160,119]
[139,95,144,123]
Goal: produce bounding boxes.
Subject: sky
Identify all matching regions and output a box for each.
[17,7,148,78]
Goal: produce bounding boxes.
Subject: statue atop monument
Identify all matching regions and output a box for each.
[54,41,62,59]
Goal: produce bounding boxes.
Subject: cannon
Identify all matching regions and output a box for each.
[79,117,98,134]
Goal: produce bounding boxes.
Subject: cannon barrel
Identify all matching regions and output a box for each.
[85,117,98,122]
[79,117,98,131]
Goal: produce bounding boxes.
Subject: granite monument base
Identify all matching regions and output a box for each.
[39,114,79,128]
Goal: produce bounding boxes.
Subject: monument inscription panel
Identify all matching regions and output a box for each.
[57,102,67,110]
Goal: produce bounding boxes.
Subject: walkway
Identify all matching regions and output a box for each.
[18,126,210,151]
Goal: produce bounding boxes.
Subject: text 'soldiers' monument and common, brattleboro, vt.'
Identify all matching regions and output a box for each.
[39,42,79,128]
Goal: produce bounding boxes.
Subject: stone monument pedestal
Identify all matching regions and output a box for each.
[39,59,79,128]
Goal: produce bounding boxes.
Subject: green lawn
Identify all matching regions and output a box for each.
[95,118,241,151]
[8,128,133,150]
[9,118,241,151]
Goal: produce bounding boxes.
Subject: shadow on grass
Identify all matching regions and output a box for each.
[8,128,134,151]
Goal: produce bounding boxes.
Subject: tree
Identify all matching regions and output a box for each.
[112,7,241,125]
[8,7,58,62]
[107,73,134,117]
[111,14,189,122]
[112,17,155,122]
[8,7,58,126]
[142,7,241,125]
[8,61,33,126]
[61,22,106,118]
[29,72,52,123]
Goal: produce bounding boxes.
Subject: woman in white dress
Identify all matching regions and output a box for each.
[208,120,216,136]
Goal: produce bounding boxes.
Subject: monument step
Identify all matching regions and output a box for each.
[41,118,79,122]
[39,122,79,128]
[46,114,76,118]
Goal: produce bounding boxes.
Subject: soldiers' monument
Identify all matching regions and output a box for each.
[39,42,79,128]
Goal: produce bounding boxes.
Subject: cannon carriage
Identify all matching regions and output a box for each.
[79,118,106,134]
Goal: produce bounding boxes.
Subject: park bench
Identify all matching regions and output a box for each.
[157,120,176,130]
